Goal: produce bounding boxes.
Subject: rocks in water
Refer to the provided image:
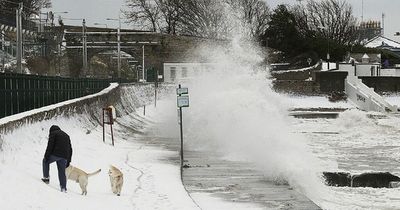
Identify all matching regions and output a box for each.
[323,172,351,187]
[352,172,400,188]
[323,172,400,188]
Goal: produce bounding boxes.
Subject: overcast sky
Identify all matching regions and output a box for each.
[46,0,400,40]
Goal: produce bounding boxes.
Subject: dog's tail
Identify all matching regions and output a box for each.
[87,169,101,177]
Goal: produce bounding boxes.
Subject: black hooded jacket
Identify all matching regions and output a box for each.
[44,125,73,163]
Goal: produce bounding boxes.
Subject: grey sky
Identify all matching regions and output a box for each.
[46,0,400,41]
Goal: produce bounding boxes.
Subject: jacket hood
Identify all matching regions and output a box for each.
[49,125,61,133]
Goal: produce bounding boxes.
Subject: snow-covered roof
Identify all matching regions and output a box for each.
[362,53,370,59]
[364,35,400,49]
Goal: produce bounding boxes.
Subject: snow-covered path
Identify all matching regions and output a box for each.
[0,114,199,210]
[0,85,199,210]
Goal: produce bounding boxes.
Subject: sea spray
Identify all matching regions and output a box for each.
[186,37,329,199]
[150,3,331,206]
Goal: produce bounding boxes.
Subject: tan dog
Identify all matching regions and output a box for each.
[108,165,123,196]
[65,165,101,195]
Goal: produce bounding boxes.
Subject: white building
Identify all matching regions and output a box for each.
[339,53,382,76]
[163,63,214,83]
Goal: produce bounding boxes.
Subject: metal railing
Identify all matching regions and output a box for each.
[0,73,127,118]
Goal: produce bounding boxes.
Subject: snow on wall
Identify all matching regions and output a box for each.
[0,83,157,148]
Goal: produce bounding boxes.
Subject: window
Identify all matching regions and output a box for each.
[182,67,188,78]
[170,67,176,81]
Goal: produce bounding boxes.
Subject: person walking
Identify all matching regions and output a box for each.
[41,125,73,192]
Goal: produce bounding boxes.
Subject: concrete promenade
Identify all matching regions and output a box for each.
[137,133,320,209]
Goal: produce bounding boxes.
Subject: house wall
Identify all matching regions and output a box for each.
[338,64,355,76]
[338,63,382,76]
[314,71,348,93]
[355,64,381,76]
[360,76,400,93]
[272,80,320,95]
[163,63,214,83]
[380,69,400,77]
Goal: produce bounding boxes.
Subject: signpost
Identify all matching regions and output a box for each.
[102,106,116,146]
[176,84,189,178]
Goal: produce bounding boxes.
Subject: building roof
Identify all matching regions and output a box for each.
[364,35,400,49]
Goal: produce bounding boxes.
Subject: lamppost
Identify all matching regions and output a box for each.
[16,2,23,73]
[48,11,68,26]
[106,14,121,79]
[318,25,331,70]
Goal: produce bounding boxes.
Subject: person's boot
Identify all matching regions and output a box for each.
[41,177,49,184]
[61,188,67,193]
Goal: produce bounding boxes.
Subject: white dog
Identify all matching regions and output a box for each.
[65,165,101,195]
[108,165,123,196]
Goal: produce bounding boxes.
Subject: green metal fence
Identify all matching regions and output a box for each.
[0,73,124,119]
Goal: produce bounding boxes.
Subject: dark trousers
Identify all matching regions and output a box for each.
[42,155,67,190]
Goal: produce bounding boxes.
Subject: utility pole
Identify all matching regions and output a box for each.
[16,2,23,73]
[82,19,88,76]
[117,19,121,78]
[106,15,121,78]
[142,45,145,82]
[327,26,330,70]
[154,68,158,107]
[382,13,385,36]
[361,0,364,23]
[1,28,4,72]
[118,14,122,79]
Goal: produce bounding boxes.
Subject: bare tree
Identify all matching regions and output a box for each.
[170,0,229,38]
[0,0,51,19]
[124,0,270,39]
[155,0,179,34]
[124,0,160,32]
[294,0,358,45]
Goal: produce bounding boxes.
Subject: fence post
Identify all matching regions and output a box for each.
[0,74,5,118]
[11,74,18,115]
[5,74,11,116]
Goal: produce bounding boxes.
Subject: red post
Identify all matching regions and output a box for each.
[102,109,105,143]
[110,123,114,146]
[102,106,115,146]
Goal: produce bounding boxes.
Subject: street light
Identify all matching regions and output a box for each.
[318,25,331,70]
[106,15,121,79]
[48,11,68,26]
[93,23,108,28]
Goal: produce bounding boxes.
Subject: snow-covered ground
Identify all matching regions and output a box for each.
[0,85,200,210]
[383,95,400,107]
[0,84,265,210]
[2,80,400,210]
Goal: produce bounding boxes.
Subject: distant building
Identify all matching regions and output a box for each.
[340,53,381,77]
[357,21,383,43]
[163,63,214,83]
[364,35,400,58]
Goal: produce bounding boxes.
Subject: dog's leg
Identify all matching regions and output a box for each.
[117,184,121,196]
[79,177,88,195]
